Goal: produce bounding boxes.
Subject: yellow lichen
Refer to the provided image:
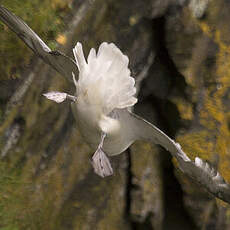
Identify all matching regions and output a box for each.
[171,97,194,120]
[129,15,140,26]
[177,130,215,161]
[178,19,230,184]
[56,34,67,45]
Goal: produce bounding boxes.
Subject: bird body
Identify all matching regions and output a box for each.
[1,5,230,202]
[70,42,137,159]
[71,104,134,155]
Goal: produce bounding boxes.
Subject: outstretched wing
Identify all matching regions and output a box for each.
[0,5,78,82]
[128,111,230,203]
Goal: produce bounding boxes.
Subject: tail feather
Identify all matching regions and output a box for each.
[73,42,137,114]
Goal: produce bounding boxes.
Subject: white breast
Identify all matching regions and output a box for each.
[71,101,133,155]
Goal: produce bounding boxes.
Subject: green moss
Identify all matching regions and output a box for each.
[0,0,139,228]
[0,0,70,80]
[0,161,24,229]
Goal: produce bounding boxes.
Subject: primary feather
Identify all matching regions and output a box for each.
[73,42,137,114]
[0,5,78,82]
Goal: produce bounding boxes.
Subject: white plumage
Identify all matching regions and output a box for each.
[73,42,137,115]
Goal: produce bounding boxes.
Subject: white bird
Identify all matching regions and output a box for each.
[43,42,191,177]
[1,5,230,203]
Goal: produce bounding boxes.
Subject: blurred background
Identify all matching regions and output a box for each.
[0,0,230,229]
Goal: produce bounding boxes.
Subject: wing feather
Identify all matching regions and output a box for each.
[0,5,78,82]
[73,42,137,114]
[128,111,230,203]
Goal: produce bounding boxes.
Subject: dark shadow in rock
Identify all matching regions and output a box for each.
[133,14,197,229]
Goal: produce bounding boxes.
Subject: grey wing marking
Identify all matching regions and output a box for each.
[47,51,79,82]
[128,111,230,203]
[0,5,50,52]
[0,5,78,82]
[128,111,190,161]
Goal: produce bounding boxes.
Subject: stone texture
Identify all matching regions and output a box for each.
[0,0,162,229]
[2,0,230,229]
[165,0,230,228]
[130,141,163,230]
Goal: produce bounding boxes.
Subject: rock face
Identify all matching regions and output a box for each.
[165,0,230,228]
[1,0,230,229]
